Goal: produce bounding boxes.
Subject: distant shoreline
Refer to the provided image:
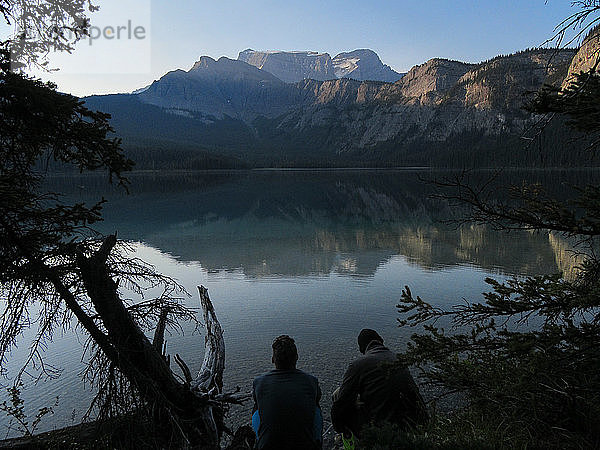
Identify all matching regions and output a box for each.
[42,166,600,177]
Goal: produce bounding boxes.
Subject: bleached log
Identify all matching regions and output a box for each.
[183,286,225,447]
[68,243,248,448]
[194,285,226,393]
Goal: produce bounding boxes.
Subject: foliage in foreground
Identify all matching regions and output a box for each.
[0,65,242,447]
[390,134,600,447]
[396,274,600,448]
[381,154,600,447]
[366,275,600,449]
[388,11,600,447]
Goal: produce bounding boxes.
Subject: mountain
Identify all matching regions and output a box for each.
[261,50,576,159]
[137,56,303,121]
[238,49,336,83]
[135,56,386,121]
[84,48,581,168]
[563,25,600,88]
[237,48,403,83]
[332,49,404,82]
[382,58,475,105]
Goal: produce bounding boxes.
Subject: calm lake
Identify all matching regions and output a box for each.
[1,169,595,435]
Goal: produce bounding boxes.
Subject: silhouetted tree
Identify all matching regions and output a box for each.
[0,0,95,71]
[381,4,600,449]
[0,2,246,448]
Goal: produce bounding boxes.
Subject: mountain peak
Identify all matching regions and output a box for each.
[394,58,475,104]
[334,49,381,61]
[238,48,403,83]
[190,55,217,71]
[186,56,283,84]
[238,49,335,83]
[332,49,403,82]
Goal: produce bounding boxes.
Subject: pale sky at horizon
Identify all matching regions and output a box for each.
[20,1,583,96]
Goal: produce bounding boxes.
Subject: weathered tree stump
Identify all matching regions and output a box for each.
[0,281,250,449]
[74,236,249,447]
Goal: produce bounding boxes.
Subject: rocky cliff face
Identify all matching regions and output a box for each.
[295,78,383,106]
[269,49,576,152]
[332,49,404,82]
[89,48,578,166]
[238,49,336,83]
[376,58,475,105]
[238,48,403,83]
[563,26,600,88]
[138,56,304,120]
[450,51,573,110]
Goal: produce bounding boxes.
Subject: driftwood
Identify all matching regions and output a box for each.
[0,234,252,448]
[195,285,226,393]
[75,236,249,447]
[191,286,228,443]
[0,271,250,449]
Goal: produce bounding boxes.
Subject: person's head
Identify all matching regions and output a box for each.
[271,335,298,370]
[357,328,383,354]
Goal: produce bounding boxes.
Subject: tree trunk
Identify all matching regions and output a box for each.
[75,235,246,448]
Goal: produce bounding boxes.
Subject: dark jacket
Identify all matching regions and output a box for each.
[331,340,427,435]
[252,368,322,450]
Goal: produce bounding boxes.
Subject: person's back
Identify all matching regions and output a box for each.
[252,335,322,450]
[253,368,321,449]
[331,329,427,437]
[342,340,423,426]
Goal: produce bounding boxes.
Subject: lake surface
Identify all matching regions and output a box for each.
[1,169,594,435]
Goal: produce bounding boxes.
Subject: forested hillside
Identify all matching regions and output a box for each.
[84,48,591,169]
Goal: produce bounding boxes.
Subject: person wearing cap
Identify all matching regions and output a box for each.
[331,329,427,438]
[252,335,323,449]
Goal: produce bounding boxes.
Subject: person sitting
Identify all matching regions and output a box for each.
[252,335,323,449]
[331,328,427,438]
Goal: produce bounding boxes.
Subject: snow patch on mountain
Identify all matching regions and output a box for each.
[333,49,404,82]
[238,48,403,83]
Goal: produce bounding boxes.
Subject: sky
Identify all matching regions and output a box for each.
[20,0,582,96]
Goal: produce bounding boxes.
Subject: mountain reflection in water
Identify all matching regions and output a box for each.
[14,168,591,433]
[53,169,593,279]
